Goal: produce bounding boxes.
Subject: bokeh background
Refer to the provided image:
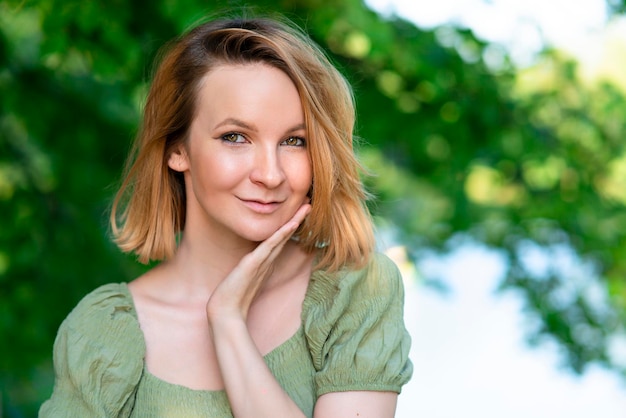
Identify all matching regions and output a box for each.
[2,0,626,416]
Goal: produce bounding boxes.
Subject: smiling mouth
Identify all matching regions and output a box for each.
[239,198,283,214]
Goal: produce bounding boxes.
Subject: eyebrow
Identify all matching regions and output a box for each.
[214,117,306,135]
[215,117,256,131]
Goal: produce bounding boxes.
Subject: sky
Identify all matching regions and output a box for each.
[389,244,626,417]
[365,0,626,68]
[362,0,626,416]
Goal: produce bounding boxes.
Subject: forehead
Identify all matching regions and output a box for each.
[193,63,304,127]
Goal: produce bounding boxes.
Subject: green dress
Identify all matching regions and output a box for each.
[39,253,413,417]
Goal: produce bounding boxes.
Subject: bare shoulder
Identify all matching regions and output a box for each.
[127,263,166,302]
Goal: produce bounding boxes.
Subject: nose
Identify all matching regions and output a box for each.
[250,145,286,189]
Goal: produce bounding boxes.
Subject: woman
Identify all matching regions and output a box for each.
[40,16,412,417]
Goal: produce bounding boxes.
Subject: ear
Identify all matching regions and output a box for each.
[167,146,189,172]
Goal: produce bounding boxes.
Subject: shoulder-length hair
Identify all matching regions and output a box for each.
[110,16,374,272]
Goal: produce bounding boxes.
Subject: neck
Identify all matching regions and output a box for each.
[160,229,313,301]
[165,232,256,293]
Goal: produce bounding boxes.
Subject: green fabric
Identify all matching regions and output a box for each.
[39,253,413,417]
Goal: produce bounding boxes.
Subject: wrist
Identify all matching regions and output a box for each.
[206,308,247,333]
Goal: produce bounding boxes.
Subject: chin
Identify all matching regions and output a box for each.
[238,225,282,243]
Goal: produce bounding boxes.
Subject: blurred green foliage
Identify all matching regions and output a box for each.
[2,0,626,415]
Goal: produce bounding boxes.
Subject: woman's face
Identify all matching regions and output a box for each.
[169,63,312,245]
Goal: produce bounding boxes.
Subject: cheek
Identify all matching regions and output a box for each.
[288,156,313,192]
[189,151,244,192]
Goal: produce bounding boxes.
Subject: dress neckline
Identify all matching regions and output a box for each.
[117,270,319,393]
[138,325,306,393]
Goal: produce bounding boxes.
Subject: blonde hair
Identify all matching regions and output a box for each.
[110,16,374,272]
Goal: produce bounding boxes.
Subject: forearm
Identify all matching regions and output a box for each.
[209,317,306,418]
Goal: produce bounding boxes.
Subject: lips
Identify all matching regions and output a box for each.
[238,198,283,214]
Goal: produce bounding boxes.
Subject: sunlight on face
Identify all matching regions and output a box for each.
[170,63,312,245]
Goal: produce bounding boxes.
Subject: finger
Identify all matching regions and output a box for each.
[264,203,311,252]
[257,203,311,249]
[212,204,312,316]
[288,202,311,228]
[241,203,312,268]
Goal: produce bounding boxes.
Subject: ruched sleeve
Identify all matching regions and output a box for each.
[302,253,413,397]
[39,283,145,418]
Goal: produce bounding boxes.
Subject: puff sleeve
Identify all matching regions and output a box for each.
[39,283,145,418]
[303,253,413,396]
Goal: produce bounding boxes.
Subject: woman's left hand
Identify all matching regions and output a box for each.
[205,202,311,323]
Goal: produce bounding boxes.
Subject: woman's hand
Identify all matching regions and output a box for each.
[205,202,311,418]
[205,202,311,323]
